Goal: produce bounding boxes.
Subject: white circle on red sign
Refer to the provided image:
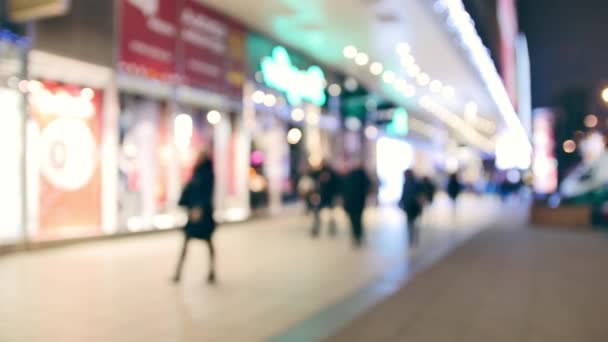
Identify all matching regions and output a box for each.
[40,118,97,191]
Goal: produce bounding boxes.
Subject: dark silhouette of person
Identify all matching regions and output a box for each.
[400,170,423,246]
[420,176,437,205]
[310,161,340,237]
[447,173,462,203]
[173,151,217,284]
[342,162,371,247]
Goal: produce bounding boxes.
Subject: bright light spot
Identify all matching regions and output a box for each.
[382,71,396,84]
[207,110,222,125]
[584,114,598,128]
[396,42,411,55]
[306,112,321,125]
[263,93,277,107]
[291,108,305,122]
[80,88,95,101]
[407,64,421,78]
[343,45,358,59]
[252,90,265,104]
[404,85,416,98]
[365,125,378,139]
[417,73,430,86]
[563,140,576,154]
[345,117,362,131]
[355,52,369,66]
[27,80,43,93]
[602,87,608,103]
[344,77,358,91]
[442,86,455,99]
[429,80,443,93]
[376,137,414,204]
[370,62,384,75]
[465,102,478,121]
[287,128,303,144]
[496,132,532,169]
[328,83,342,97]
[174,113,193,150]
[401,55,415,67]
[446,157,459,173]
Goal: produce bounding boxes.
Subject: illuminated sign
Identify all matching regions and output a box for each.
[260,46,326,106]
[387,108,409,136]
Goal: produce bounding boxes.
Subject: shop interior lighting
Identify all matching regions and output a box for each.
[416,73,430,86]
[584,114,598,128]
[396,42,411,56]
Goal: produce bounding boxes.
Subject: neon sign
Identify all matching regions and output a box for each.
[387,108,409,136]
[260,46,327,106]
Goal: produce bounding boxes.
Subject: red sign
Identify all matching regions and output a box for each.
[178,0,245,98]
[119,0,178,79]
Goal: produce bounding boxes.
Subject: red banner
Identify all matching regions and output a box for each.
[119,0,245,99]
[178,0,245,98]
[119,0,178,79]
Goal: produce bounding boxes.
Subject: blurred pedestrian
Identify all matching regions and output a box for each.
[447,173,462,203]
[342,162,371,247]
[310,160,340,237]
[400,170,424,246]
[173,151,217,284]
[420,176,437,205]
[297,170,316,215]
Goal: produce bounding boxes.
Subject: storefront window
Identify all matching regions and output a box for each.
[27,81,103,240]
[0,43,23,243]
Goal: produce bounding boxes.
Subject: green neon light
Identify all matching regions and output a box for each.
[387,108,409,136]
[260,46,327,106]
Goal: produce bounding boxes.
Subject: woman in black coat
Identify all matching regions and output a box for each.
[173,152,217,284]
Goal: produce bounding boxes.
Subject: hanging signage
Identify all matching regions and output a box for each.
[387,108,409,136]
[178,0,245,98]
[118,0,245,99]
[119,0,178,79]
[7,0,70,22]
[260,46,326,106]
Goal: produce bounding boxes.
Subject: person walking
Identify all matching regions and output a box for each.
[173,151,217,284]
[310,161,340,237]
[342,162,371,247]
[447,173,462,203]
[400,170,424,246]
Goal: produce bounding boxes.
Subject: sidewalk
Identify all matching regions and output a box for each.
[325,224,608,342]
[0,194,506,342]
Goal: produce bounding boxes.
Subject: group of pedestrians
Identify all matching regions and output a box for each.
[299,161,372,247]
[172,151,462,284]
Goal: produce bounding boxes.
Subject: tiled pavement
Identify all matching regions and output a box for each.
[325,224,608,342]
[0,193,502,342]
